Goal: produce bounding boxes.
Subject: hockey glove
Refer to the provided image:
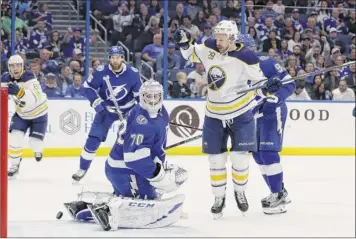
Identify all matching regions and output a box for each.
[8,82,25,99]
[92,98,105,113]
[148,162,181,194]
[261,95,281,116]
[263,76,283,95]
[173,29,191,49]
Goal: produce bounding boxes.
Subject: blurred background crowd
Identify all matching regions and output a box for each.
[1,0,355,101]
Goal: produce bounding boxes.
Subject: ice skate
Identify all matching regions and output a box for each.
[261,183,291,204]
[262,192,287,215]
[234,191,249,215]
[8,158,22,179]
[211,196,226,220]
[72,169,87,183]
[88,203,111,231]
[34,152,42,162]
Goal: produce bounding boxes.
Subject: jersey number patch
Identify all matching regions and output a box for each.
[130,134,144,146]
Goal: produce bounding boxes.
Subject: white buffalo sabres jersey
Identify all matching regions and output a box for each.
[1,71,48,120]
[180,39,265,120]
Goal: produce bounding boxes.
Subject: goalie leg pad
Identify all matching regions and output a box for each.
[209,152,227,197]
[8,130,25,165]
[230,151,250,192]
[106,194,185,230]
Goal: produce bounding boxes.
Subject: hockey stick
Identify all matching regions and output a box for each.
[102,76,127,143]
[169,112,264,133]
[229,61,356,96]
[166,134,202,150]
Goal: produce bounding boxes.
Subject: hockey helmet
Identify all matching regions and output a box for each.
[8,55,24,78]
[139,80,163,117]
[108,46,124,58]
[213,20,240,42]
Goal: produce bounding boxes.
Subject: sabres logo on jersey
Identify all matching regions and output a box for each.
[207,65,226,91]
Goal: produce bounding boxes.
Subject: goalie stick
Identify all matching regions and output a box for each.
[227,61,356,96]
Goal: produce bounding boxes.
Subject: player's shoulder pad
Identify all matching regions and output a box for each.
[0,72,10,83]
[229,46,259,65]
[258,55,271,62]
[203,38,218,51]
[126,64,139,73]
[20,71,37,82]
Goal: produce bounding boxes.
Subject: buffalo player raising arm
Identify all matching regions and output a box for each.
[63,80,188,230]
[1,55,48,178]
[173,21,282,219]
[72,46,141,182]
[240,34,296,215]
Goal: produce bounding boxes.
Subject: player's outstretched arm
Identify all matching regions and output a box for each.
[173,29,202,63]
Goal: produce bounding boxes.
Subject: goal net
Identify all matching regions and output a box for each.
[0,84,8,238]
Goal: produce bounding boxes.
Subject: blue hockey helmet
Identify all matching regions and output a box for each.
[108,46,124,58]
[239,34,256,50]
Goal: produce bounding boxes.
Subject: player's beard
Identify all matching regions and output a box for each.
[110,62,122,72]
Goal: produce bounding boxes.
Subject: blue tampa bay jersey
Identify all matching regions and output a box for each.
[122,104,169,179]
[83,63,141,114]
[257,56,295,103]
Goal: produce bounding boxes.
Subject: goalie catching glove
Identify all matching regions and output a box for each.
[148,158,188,194]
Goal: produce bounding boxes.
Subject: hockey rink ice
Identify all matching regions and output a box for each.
[7,155,355,237]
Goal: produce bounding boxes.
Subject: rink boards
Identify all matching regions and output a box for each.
[7,99,355,157]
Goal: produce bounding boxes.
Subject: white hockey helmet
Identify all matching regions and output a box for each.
[139,80,163,117]
[213,20,240,41]
[8,55,24,78]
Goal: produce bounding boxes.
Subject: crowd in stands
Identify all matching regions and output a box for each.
[1,0,356,101]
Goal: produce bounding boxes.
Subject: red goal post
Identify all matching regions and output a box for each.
[0,83,8,238]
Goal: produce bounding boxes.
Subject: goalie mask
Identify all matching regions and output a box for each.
[8,55,25,79]
[139,80,163,117]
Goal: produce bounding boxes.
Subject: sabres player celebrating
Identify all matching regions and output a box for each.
[240,34,295,214]
[174,20,281,219]
[1,55,48,178]
[72,46,141,182]
[63,80,188,230]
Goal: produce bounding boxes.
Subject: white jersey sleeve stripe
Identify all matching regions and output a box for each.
[124,148,151,163]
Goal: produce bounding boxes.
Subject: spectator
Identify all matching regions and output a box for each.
[57,65,73,96]
[313,82,331,100]
[42,73,61,98]
[207,14,218,28]
[325,47,342,67]
[304,62,316,83]
[171,3,185,25]
[324,69,340,92]
[39,48,59,74]
[91,59,103,70]
[32,3,52,31]
[140,33,163,77]
[273,0,285,15]
[65,73,85,98]
[262,30,281,52]
[288,81,311,100]
[134,16,160,52]
[155,42,180,84]
[45,31,61,59]
[28,20,49,50]
[185,0,200,20]
[315,55,325,71]
[202,0,212,17]
[344,62,356,90]
[1,7,28,37]
[287,32,301,52]
[62,27,85,59]
[147,0,161,17]
[327,28,345,53]
[276,39,292,63]
[192,10,207,29]
[332,79,356,101]
[171,71,191,98]
[261,0,278,21]
[306,74,323,99]
[30,58,45,84]
[187,63,208,97]
[347,9,356,35]
[221,0,238,19]
[196,23,213,44]
[212,7,228,22]
[69,60,83,75]
[111,2,134,45]
[181,16,200,39]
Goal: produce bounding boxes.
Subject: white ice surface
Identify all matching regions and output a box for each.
[7,156,355,237]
